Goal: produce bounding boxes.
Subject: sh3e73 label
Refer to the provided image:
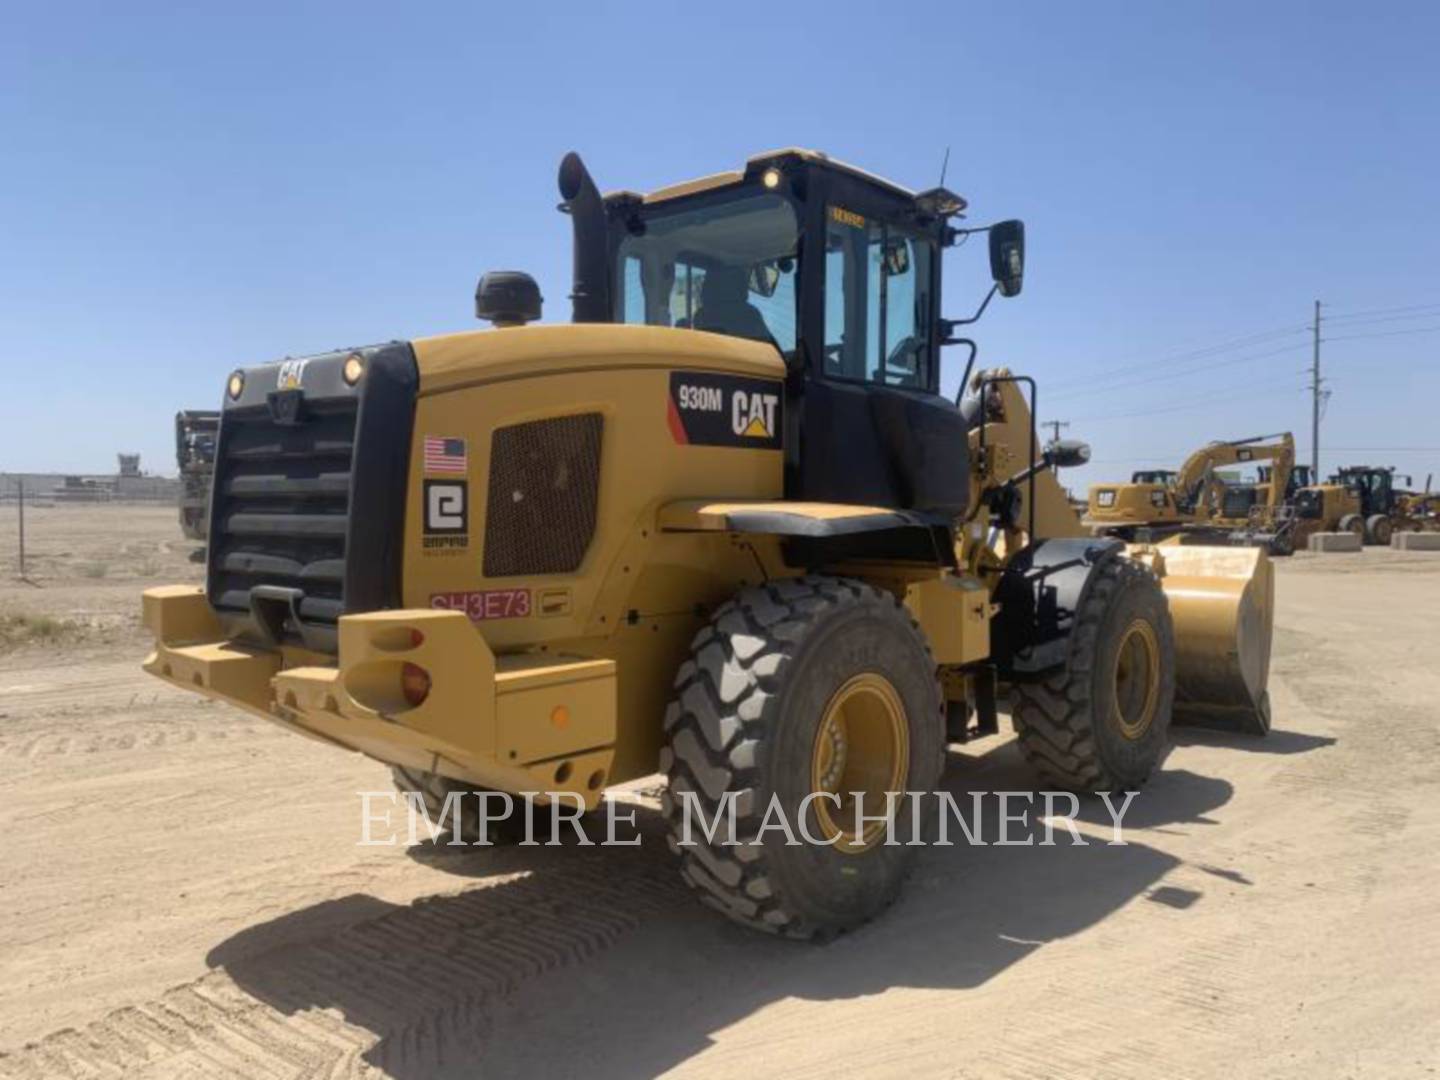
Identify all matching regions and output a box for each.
[430,589,531,621]
[668,371,782,450]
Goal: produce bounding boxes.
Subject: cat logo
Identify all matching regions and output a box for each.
[733,390,779,439]
[276,359,309,391]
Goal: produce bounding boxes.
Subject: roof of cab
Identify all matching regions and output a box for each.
[603,147,919,206]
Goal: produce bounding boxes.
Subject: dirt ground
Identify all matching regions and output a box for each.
[1,504,1437,1078]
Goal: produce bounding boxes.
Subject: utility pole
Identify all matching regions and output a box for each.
[1310,300,1322,478]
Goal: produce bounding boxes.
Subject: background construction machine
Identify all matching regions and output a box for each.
[175,409,219,541]
[1292,465,1430,546]
[1086,432,1297,553]
[141,149,1275,939]
[1397,475,1438,531]
[1131,469,1178,486]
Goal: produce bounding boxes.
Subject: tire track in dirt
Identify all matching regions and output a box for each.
[0,848,690,1080]
[0,714,278,760]
[0,658,278,758]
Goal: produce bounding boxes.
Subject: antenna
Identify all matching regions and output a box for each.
[938,145,951,188]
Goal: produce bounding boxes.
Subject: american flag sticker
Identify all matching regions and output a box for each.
[423,436,468,474]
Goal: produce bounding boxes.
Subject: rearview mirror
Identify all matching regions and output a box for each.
[881,237,910,276]
[988,219,1025,298]
[1045,438,1090,469]
[748,262,781,298]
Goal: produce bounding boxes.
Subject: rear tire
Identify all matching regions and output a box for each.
[1364,514,1392,546]
[1011,557,1175,792]
[1338,513,1365,540]
[390,766,530,845]
[660,576,945,940]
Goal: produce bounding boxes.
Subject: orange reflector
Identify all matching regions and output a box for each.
[550,705,570,730]
[401,663,431,707]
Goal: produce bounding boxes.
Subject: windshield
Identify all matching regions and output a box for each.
[1345,471,1388,496]
[614,192,798,352]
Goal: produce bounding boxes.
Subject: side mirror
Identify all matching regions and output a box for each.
[748,262,781,298]
[988,219,1025,298]
[1045,439,1090,469]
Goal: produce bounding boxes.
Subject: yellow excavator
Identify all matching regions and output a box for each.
[1087,432,1297,553]
[141,148,1275,938]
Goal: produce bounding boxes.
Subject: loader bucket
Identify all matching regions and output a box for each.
[1155,544,1274,735]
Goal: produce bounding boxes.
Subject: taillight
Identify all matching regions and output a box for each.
[401,663,431,707]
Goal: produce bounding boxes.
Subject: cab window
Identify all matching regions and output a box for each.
[614,193,798,352]
[822,206,933,388]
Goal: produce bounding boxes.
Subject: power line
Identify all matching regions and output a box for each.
[1090,445,1440,464]
[1048,324,1307,392]
[1048,340,1310,402]
[1322,301,1440,319]
[1049,301,1440,398]
[1069,373,1306,424]
[1319,309,1440,329]
[1323,324,1440,343]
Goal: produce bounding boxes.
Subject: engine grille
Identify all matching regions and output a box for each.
[204,342,417,652]
[484,413,603,577]
[208,399,357,632]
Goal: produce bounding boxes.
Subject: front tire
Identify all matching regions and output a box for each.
[1338,513,1365,540]
[660,576,944,940]
[1365,514,1392,546]
[1012,557,1176,792]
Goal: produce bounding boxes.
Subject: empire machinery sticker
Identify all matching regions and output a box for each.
[667,371,783,450]
[431,588,531,621]
[422,478,468,553]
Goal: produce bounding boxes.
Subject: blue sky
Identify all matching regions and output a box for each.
[3,1,1438,489]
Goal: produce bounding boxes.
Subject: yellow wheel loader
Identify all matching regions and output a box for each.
[1087,432,1298,554]
[143,149,1274,939]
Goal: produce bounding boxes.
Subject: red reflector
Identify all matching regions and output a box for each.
[409,628,425,648]
[401,663,431,707]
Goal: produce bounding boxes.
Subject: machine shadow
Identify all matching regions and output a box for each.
[1170,726,1337,756]
[208,739,1235,1079]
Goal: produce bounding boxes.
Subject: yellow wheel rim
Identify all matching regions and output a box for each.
[1112,618,1161,741]
[810,673,909,854]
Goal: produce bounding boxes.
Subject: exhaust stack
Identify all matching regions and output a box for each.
[557,152,611,324]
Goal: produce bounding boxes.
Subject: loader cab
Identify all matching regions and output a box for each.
[1262,463,1313,500]
[576,149,1015,519]
[1336,467,1396,516]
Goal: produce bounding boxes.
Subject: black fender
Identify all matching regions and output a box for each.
[990,536,1126,679]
